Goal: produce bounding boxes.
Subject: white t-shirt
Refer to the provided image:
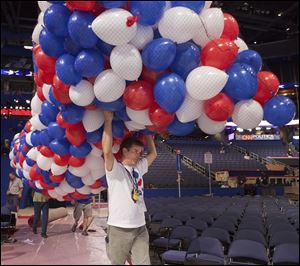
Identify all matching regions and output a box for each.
[7,178,23,195]
[106,157,148,228]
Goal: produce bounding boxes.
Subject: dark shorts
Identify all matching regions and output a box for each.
[7,194,20,212]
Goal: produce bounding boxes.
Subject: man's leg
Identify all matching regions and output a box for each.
[82,204,93,235]
[131,225,151,265]
[32,202,42,233]
[41,202,49,237]
[72,203,82,232]
[107,225,134,265]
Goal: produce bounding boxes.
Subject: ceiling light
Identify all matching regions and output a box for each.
[286,27,290,31]
[254,41,257,44]
[278,13,282,16]
[24,45,33,50]
[26,100,30,104]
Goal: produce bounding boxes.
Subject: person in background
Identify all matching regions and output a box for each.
[71,197,94,236]
[32,190,49,238]
[6,172,23,212]
[102,110,157,265]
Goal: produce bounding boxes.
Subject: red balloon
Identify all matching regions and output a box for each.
[40,181,54,190]
[38,69,55,85]
[34,44,57,72]
[93,140,103,150]
[19,152,26,166]
[68,156,86,167]
[85,104,97,110]
[40,146,54,158]
[50,173,65,183]
[123,81,154,110]
[71,191,89,199]
[91,2,106,16]
[149,102,175,128]
[56,113,76,129]
[66,1,96,11]
[146,124,167,134]
[65,123,86,146]
[36,86,46,101]
[201,38,239,70]
[53,74,70,93]
[23,144,30,154]
[87,76,97,84]
[104,58,111,69]
[54,154,70,166]
[63,195,73,201]
[221,13,239,41]
[52,85,72,104]
[25,121,32,132]
[113,138,123,145]
[204,93,234,121]
[253,71,280,106]
[89,179,102,189]
[34,72,44,87]
[29,165,42,181]
[141,67,169,84]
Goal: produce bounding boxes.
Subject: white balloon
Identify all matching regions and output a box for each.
[126,107,153,126]
[234,37,249,53]
[42,84,52,101]
[92,8,137,45]
[197,113,226,135]
[35,181,44,190]
[186,66,228,100]
[25,132,33,146]
[23,170,31,180]
[38,12,44,25]
[60,180,76,194]
[38,1,52,12]
[193,8,224,48]
[37,153,53,171]
[30,115,47,131]
[91,168,106,180]
[48,189,61,199]
[22,160,31,172]
[203,1,213,10]
[68,165,90,177]
[112,144,120,154]
[10,160,16,168]
[159,7,200,44]
[124,121,146,131]
[77,186,92,195]
[9,150,14,160]
[82,174,96,186]
[94,69,126,102]
[90,145,103,157]
[54,186,68,196]
[110,44,142,81]
[91,187,105,194]
[32,23,43,44]
[27,147,39,161]
[69,80,95,106]
[31,94,43,115]
[130,25,154,50]
[232,100,263,129]
[51,162,68,176]
[86,154,104,170]
[176,95,204,123]
[82,108,104,132]
[13,133,20,141]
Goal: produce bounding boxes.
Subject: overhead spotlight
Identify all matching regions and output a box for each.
[286,27,290,31]
[278,12,282,16]
[26,100,30,104]
[254,41,257,44]
[15,106,19,109]
[24,45,33,50]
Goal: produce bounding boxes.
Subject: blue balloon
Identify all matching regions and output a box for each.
[235,50,262,73]
[49,1,65,3]
[115,107,131,121]
[223,63,258,100]
[141,129,156,135]
[26,158,35,167]
[100,1,126,8]
[61,104,85,124]
[49,87,63,108]
[39,28,65,58]
[64,36,82,56]
[94,97,125,111]
[77,197,92,203]
[65,171,85,188]
[44,4,71,37]
[39,113,52,126]
[264,96,296,126]
[56,54,82,85]
[167,118,195,136]
[171,1,205,13]
[96,39,114,56]
[86,128,103,144]
[100,175,107,188]
[112,120,125,138]
[69,142,92,158]
[49,138,70,156]
[171,42,200,80]
[74,49,104,77]
[33,183,43,193]
[30,131,41,147]
[142,38,176,71]
[39,129,54,146]
[68,11,98,49]
[130,1,166,26]
[154,73,186,113]
[48,122,66,139]
[41,100,59,121]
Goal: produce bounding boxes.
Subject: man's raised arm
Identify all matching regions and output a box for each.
[102,111,114,171]
[145,135,157,167]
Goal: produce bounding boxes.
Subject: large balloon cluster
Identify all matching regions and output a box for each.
[9,1,296,200]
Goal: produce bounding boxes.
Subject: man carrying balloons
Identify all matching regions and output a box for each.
[102,111,157,265]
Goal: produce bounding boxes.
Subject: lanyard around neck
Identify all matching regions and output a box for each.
[123,165,138,190]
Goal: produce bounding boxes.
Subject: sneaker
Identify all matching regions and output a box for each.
[33,229,37,234]
[71,223,77,232]
[81,230,88,236]
[79,224,84,230]
[41,234,48,238]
